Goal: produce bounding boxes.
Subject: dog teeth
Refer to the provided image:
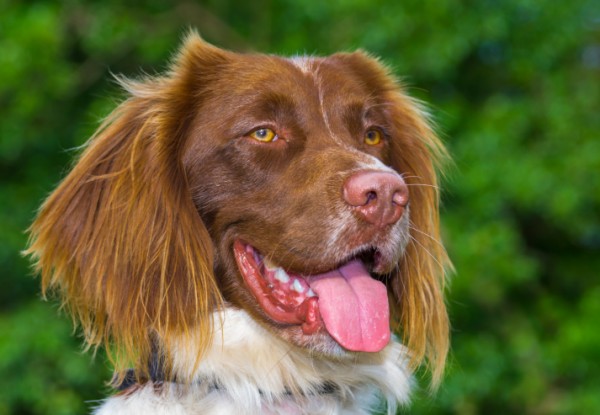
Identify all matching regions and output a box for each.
[291,279,305,293]
[263,257,277,271]
[274,268,290,283]
[258,256,314,298]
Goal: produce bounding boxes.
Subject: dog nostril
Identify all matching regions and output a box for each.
[365,191,377,204]
[392,186,409,208]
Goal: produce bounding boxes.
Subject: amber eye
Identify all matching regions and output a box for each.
[364,129,383,146]
[250,128,278,142]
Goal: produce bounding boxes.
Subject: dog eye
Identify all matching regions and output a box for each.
[364,129,383,146]
[250,128,278,143]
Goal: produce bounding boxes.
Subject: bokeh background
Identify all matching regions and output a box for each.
[1,0,599,414]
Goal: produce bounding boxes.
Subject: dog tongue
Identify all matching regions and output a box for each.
[309,259,390,352]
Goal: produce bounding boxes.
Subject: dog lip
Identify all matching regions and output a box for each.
[232,239,393,350]
[333,246,391,277]
[233,240,322,335]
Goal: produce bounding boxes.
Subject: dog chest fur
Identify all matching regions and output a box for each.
[94,309,411,415]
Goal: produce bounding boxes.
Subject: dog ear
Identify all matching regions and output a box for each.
[387,89,451,389]
[26,32,228,377]
[333,51,451,388]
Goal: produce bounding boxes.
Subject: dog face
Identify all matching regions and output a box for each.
[183,51,415,354]
[27,33,449,385]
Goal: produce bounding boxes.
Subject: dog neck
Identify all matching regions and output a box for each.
[106,309,412,415]
[173,309,411,412]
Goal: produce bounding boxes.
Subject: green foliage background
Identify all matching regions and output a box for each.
[1,0,598,414]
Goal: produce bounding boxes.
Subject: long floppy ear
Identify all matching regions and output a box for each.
[387,89,451,389]
[336,52,451,388]
[26,33,227,377]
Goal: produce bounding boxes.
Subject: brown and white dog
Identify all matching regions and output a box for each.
[27,32,450,414]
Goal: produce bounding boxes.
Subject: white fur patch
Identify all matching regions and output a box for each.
[94,309,412,415]
[289,56,315,74]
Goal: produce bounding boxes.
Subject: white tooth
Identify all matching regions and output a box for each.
[292,279,305,293]
[274,268,290,283]
[306,288,316,297]
[263,257,277,271]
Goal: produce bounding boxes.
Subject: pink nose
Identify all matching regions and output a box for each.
[343,170,408,227]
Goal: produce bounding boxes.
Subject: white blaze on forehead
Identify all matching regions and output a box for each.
[290,55,401,172]
[356,154,399,174]
[289,55,345,149]
[289,56,316,74]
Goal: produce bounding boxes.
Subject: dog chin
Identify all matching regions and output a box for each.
[276,324,356,357]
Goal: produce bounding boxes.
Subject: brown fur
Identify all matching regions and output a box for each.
[26,32,450,390]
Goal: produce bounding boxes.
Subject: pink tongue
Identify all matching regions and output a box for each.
[309,259,390,352]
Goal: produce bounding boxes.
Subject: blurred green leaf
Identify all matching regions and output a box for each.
[1,0,598,414]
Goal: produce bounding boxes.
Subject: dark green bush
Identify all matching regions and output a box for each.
[1,1,598,413]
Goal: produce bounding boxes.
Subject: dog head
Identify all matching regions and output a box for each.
[27,33,450,386]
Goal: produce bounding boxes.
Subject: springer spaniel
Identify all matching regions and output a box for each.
[27,32,450,414]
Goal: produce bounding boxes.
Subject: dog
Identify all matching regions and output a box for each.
[26,32,450,414]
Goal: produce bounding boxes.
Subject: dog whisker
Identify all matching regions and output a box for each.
[409,222,444,248]
[408,235,445,271]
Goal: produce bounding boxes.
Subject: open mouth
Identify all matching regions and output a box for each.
[233,240,391,353]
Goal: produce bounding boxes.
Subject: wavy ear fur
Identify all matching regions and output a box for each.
[336,52,451,388]
[25,33,225,377]
[388,91,451,389]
